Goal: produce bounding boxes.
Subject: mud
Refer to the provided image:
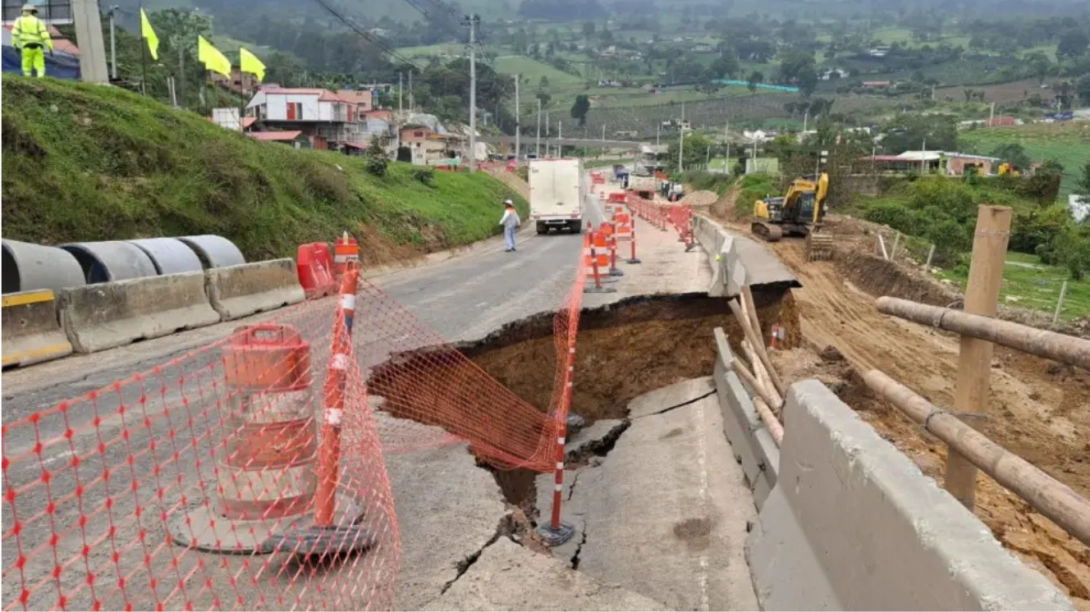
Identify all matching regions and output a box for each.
[462,292,798,423]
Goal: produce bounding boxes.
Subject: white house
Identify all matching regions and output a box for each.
[244,87,378,150]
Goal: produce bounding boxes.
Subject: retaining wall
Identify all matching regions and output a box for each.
[745,380,1073,611]
[58,271,221,353]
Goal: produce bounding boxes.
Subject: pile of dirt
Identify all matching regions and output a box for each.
[680,190,719,207]
[485,167,530,200]
[710,185,742,221]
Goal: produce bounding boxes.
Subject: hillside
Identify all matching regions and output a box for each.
[960,122,1090,200]
[1,76,526,263]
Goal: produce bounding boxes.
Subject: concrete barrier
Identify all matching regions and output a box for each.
[2,239,86,294]
[58,272,221,353]
[178,235,245,269]
[127,238,204,275]
[692,215,799,298]
[205,259,305,320]
[2,290,73,367]
[62,241,159,283]
[746,380,1073,611]
[712,328,779,508]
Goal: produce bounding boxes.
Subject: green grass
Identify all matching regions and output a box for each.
[1,76,527,261]
[396,43,465,59]
[494,56,583,89]
[935,252,1090,320]
[960,122,1090,200]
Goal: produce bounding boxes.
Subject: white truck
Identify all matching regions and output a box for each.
[627,173,658,198]
[529,158,586,234]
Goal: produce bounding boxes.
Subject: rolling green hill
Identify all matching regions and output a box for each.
[960,122,1090,200]
[1,76,526,262]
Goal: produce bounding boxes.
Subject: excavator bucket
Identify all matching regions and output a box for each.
[806,232,834,262]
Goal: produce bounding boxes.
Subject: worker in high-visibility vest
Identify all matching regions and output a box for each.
[12,4,54,78]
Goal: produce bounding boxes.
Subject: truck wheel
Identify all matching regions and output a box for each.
[570,221,582,234]
[537,223,548,235]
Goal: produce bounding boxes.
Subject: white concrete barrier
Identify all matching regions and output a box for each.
[204,259,305,320]
[2,290,73,367]
[746,380,1073,611]
[712,327,778,508]
[58,272,220,353]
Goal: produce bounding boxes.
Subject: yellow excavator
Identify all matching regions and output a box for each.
[751,173,834,261]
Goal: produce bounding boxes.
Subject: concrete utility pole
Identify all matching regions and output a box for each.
[678,127,685,173]
[558,120,562,158]
[514,74,520,161]
[178,46,185,108]
[656,123,660,146]
[724,121,731,174]
[72,0,108,83]
[107,5,119,80]
[409,70,414,113]
[465,14,480,172]
[536,98,542,157]
[399,72,404,115]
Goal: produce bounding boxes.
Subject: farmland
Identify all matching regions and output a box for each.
[960,122,1090,199]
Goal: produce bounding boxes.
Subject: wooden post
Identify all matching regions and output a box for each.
[891,231,901,261]
[945,205,1011,510]
[877,234,889,260]
[925,244,936,268]
[1053,280,1068,325]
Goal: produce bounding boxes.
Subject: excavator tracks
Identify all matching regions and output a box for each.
[751,221,783,242]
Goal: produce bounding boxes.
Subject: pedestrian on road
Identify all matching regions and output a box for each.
[12,4,53,78]
[499,199,521,252]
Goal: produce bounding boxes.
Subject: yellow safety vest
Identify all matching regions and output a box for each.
[12,15,53,50]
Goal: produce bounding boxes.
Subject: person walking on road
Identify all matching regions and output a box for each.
[499,199,521,252]
[12,4,53,78]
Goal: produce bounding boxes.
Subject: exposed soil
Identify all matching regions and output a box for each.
[711,205,1090,607]
[354,222,427,268]
[462,292,798,423]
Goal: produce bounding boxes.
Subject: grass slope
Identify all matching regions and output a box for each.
[960,122,1090,200]
[1,76,526,262]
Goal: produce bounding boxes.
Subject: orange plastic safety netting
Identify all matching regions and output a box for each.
[2,294,400,611]
[3,258,589,610]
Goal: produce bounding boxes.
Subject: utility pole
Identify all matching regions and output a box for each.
[177,46,185,108]
[465,14,480,172]
[601,124,606,141]
[514,74,521,161]
[989,102,995,126]
[409,70,414,113]
[678,127,685,173]
[656,123,660,146]
[558,120,563,158]
[398,72,404,115]
[107,5,119,81]
[724,121,731,175]
[545,110,551,158]
[536,98,542,158]
[803,109,809,134]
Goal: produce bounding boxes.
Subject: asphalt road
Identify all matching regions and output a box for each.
[0,183,613,611]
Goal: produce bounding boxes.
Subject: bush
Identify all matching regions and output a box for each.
[411,168,435,185]
[1010,205,1070,254]
[365,152,389,177]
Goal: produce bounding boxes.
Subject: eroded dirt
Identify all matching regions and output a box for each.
[735,218,1090,608]
[462,293,798,423]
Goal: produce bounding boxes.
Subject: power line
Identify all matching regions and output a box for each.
[311,0,423,70]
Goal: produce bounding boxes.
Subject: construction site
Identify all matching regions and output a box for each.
[3,151,1089,611]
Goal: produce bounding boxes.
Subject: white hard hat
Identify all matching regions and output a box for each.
[22,4,38,12]
[504,199,513,205]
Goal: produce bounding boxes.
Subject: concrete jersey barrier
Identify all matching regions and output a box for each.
[692,215,800,298]
[2,290,73,367]
[746,380,1073,611]
[205,259,306,320]
[58,271,221,353]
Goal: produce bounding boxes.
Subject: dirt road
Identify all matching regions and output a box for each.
[708,189,1090,608]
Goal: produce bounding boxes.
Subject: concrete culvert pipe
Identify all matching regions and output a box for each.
[126,238,204,275]
[2,239,86,294]
[177,235,245,269]
[61,241,159,284]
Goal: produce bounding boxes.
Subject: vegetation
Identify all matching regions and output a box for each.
[1,77,526,261]
[960,122,1090,199]
[936,252,1090,320]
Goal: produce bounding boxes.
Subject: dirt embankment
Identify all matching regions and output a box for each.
[710,206,1090,607]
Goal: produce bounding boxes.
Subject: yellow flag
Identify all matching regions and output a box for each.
[140,8,159,61]
[239,47,266,82]
[198,35,232,77]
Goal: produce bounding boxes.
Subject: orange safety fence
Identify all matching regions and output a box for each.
[3,257,590,610]
[1,288,400,611]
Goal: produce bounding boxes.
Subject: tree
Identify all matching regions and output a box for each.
[797,65,819,98]
[1025,51,1052,84]
[747,70,763,94]
[1079,161,1090,205]
[709,46,740,79]
[666,132,712,172]
[1077,74,1090,106]
[1057,29,1089,59]
[582,21,596,42]
[570,94,590,127]
[991,143,1032,170]
[879,114,958,154]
